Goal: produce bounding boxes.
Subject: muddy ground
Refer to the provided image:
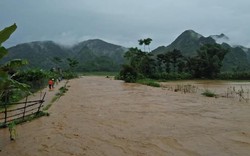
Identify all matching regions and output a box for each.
[1,76,250,156]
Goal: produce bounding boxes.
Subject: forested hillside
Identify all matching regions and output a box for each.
[1,39,127,72]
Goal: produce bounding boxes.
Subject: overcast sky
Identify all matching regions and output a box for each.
[1,0,250,49]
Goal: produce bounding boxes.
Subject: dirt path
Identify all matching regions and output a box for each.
[1,76,250,156]
[0,79,67,123]
[25,79,67,109]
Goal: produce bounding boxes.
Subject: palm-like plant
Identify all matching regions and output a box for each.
[138,39,145,52]
[144,38,152,52]
[138,38,152,52]
[0,24,29,104]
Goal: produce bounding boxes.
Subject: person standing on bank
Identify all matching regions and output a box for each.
[52,78,55,88]
[48,79,54,90]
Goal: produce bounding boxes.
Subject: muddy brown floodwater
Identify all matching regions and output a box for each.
[1,76,250,156]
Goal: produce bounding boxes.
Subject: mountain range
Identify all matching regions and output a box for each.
[152,30,250,71]
[1,39,127,71]
[1,30,250,72]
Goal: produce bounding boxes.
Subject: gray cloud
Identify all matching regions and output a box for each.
[1,0,250,49]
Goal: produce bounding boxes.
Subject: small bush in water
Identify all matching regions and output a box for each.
[202,89,217,97]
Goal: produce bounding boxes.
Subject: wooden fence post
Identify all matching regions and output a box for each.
[36,92,46,115]
[22,96,28,120]
[4,90,9,126]
[4,102,7,125]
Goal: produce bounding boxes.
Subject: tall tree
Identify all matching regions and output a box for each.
[168,49,183,73]
[184,56,194,74]
[177,60,185,73]
[124,47,142,70]
[138,38,153,52]
[144,38,152,52]
[138,39,145,52]
[124,47,155,77]
[156,54,165,73]
[192,44,228,78]
[122,47,143,82]
[163,52,172,73]
[138,53,155,77]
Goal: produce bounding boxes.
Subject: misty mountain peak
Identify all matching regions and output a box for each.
[180,30,203,40]
[73,39,127,56]
[211,33,229,40]
[210,33,229,44]
[219,33,229,39]
[152,29,215,56]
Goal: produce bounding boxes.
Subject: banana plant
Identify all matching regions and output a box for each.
[0,24,30,104]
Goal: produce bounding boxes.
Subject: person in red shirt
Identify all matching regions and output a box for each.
[48,79,54,90]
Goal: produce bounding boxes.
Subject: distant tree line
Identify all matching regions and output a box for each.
[118,38,230,82]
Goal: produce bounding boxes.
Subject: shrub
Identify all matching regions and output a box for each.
[119,64,138,83]
[202,89,217,97]
[137,79,160,87]
[150,72,192,80]
[218,72,250,80]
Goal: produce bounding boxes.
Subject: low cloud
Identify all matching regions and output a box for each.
[1,0,250,49]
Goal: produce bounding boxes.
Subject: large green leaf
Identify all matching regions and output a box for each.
[9,79,30,92]
[0,46,8,59]
[0,70,30,89]
[0,23,17,46]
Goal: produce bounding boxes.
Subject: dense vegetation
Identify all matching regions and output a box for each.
[117,38,234,83]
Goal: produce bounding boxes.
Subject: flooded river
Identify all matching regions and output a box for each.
[1,77,250,155]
